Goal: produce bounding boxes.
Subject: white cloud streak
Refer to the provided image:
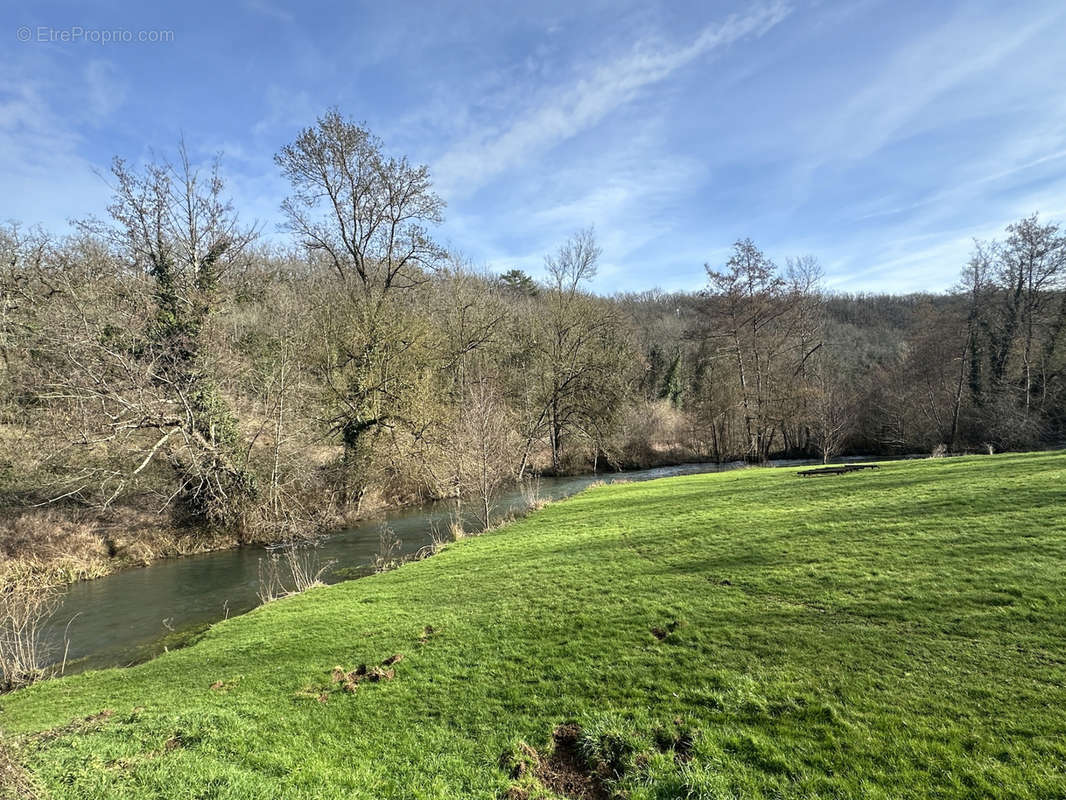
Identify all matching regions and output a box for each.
[432,2,791,198]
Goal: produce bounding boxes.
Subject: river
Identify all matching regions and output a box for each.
[42,459,830,673]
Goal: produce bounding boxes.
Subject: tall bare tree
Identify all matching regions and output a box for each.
[526,229,628,474]
[277,111,446,502]
[963,214,1066,445]
[275,109,445,295]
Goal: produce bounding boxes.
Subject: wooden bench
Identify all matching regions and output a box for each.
[797,464,880,477]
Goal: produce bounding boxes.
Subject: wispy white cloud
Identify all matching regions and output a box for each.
[432,2,791,199]
[816,9,1056,164]
[244,0,294,24]
[84,60,127,122]
[252,84,317,139]
[0,73,105,229]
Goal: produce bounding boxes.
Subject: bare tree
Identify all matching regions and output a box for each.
[702,241,821,462]
[462,378,515,529]
[527,229,628,473]
[962,214,1066,446]
[1003,215,1066,415]
[431,262,506,514]
[275,109,445,294]
[808,350,853,463]
[277,111,446,503]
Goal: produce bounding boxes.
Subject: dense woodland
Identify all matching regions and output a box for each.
[1,111,1064,564]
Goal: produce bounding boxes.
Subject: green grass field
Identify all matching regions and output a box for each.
[2,452,1065,799]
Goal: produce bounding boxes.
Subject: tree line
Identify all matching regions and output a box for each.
[1,110,1064,544]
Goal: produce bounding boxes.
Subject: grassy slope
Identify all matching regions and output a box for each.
[2,452,1065,799]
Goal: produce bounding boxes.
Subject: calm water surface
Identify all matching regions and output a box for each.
[44,459,832,672]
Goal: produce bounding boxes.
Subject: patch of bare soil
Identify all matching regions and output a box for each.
[650,619,683,640]
[296,653,405,702]
[504,724,608,800]
[537,724,608,800]
[331,658,399,693]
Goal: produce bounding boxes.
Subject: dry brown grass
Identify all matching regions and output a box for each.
[0,735,40,800]
[0,503,238,586]
[256,544,334,603]
[0,572,61,693]
[519,477,550,512]
[0,507,110,584]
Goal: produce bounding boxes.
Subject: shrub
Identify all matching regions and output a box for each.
[0,570,61,692]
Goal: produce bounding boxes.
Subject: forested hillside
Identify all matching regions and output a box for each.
[2,112,1064,575]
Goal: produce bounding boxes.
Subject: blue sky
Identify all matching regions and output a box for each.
[3,0,1065,293]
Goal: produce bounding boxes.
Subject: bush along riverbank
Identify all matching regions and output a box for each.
[1,451,1065,798]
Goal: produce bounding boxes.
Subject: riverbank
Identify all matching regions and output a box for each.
[3,451,1064,798]
[25,463,735,675]
[1,444,1014,589]
[0,453,746,588]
